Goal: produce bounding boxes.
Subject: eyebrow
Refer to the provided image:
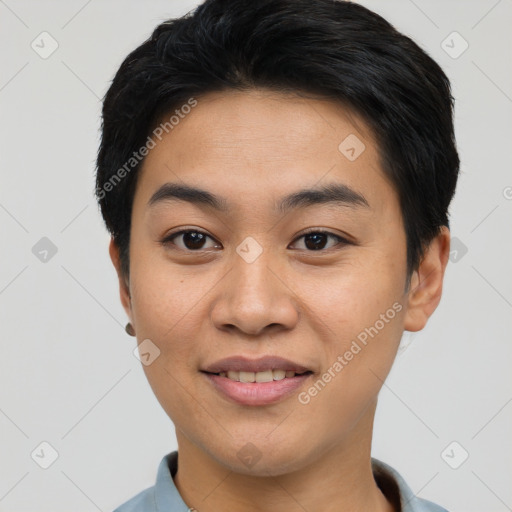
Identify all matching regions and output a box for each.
[147,182,369,213]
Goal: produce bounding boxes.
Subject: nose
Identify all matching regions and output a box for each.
[210,247,300,337]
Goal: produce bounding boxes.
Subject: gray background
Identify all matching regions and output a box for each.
[0,0,511,510]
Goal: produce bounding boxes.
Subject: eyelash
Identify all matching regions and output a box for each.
[161,228,351,253]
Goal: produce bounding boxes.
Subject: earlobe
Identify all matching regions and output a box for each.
[108,238,132,320]
[403,226,451,332]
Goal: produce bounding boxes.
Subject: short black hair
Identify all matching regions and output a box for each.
[96,0,459,283]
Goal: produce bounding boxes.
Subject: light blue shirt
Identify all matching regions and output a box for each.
[113,451,448,512]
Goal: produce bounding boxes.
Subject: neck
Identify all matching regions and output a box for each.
[173,399,395,512]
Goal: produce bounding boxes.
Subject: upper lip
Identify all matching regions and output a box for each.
[202,356,312,374]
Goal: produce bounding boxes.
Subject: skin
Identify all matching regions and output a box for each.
[109,89,450,512]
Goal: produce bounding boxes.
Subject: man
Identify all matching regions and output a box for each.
[96,1,458,510]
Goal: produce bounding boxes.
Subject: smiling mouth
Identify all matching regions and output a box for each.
[204,369,313,383]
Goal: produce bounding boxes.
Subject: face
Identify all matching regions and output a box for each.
[111,89,448,476]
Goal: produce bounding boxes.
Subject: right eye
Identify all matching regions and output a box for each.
[161,229,222,251]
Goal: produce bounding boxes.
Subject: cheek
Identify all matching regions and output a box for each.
[128,260,211,419]
[302,251,405,337]
[128,251,208,366]
[130,240,198,329]
[292,285,405,445]
[300,253,406,400]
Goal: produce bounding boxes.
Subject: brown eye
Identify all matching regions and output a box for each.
[162,230,221,251]
[290,230,349,251]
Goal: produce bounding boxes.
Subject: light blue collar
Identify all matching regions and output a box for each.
[116,451,448,512]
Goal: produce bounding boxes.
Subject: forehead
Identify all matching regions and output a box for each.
[134,89,396,213]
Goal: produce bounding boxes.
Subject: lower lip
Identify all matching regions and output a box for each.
[203,372,312,406]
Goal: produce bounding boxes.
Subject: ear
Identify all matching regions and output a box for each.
[109,238,132,321]
[403,226,450,332]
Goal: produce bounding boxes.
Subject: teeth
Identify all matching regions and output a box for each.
[220,369,300,382]
[273,369,286,380]
[239,371,255,383]
[255,370,273,382]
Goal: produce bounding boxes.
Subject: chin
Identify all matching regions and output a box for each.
[207,436,315,477]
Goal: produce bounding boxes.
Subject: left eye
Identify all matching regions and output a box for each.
[290,231,348,251]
